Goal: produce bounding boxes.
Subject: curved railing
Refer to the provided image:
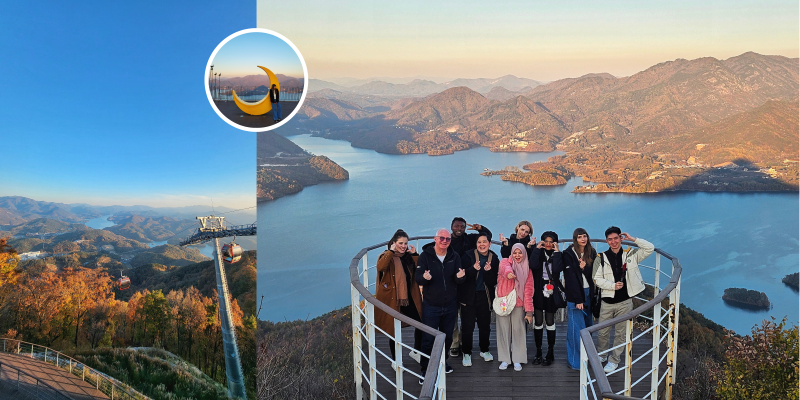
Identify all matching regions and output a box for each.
[350,236,448,400]
[351,236,681,400]
[577,239,681,400]
[0,339,150,400]
[0,360,72,400]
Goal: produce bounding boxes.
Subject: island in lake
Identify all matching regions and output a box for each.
[783,272,799,291]
[722,287,771,309]
[283,52,798,194]
[257,131,349,202]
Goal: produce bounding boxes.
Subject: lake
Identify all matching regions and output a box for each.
[85,215,115,229]
[258,134,799,334]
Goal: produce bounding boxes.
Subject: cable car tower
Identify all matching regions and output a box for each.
[180,215,256,399]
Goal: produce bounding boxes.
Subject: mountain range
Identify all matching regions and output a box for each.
[309,74,541,97]
[281,52,798,164]
[221,74,304,88]
[0,196,252,227]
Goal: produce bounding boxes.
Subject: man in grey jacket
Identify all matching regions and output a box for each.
[592,226,654,373]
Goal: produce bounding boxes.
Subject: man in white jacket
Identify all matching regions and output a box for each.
[592,226,654,373]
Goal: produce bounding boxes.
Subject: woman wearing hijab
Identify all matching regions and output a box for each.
[563,228,597,370]
[495,243,534,371]
[375,229,423,361]
[499,220,536,258]
[529,231,564,366]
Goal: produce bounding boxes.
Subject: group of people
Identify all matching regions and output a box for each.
[373,218,654,384]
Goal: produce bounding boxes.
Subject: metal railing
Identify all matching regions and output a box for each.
[578,239,681,400]
[0,338,150,400]
[0,360,73,400]
[213,87,305,102]
[350,236,447,400]
[351,236,681,400]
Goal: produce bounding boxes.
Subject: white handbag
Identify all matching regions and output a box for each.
[493,286,517,316]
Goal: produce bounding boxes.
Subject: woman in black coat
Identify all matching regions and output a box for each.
[563,227,597,370]
[528,231,564,366]
[499,220,535,258]
[457,233,499,366]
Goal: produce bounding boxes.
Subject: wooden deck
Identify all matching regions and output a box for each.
[360,319,669,399]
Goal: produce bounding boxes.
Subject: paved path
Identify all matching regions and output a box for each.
[0,352,108,400]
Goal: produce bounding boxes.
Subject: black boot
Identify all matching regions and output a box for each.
[542,328,556,366]
[533,328,543,365]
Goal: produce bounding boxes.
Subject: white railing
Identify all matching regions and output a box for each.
[578,239,682,400]
[351,236,681,400]
[0,360,72,400]
[0,338,150,400]
[350,236,447,400]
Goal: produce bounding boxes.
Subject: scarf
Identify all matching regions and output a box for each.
[510,243,529,298]
[393,253,409,307]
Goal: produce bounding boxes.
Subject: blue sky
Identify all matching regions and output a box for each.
[0,1,256,208]
[212,31,304,78]
[260,0,798,81]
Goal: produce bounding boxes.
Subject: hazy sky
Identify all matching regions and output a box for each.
[0,1,256,208]
[212,31,304,78]
[257,0,799,81]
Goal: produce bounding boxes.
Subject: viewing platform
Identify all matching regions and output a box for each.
[0,339,148,400]
[350,237,681,400]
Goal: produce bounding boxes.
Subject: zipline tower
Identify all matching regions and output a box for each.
[180,216,256,399]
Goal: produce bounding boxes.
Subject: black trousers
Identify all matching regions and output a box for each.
[460,290,492,355]
[389,302,423,359]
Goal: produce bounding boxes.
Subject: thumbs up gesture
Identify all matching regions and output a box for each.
[456,268,465,278]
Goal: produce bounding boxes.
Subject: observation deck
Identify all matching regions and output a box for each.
[350,237,682,400]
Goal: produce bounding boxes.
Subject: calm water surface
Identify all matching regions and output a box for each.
[258,134,799,334]
[85,215,114,229]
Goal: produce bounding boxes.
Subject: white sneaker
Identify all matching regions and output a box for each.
[462,354,472,367]
[599,354,608,363]
[409,351,421,363]
[513,363,522,371]
[603,362,618,373]
[479,351,493,362]
[499,361,509,370]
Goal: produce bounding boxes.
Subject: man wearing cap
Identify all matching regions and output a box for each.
[593,226,654,373]
[416,228,466,383]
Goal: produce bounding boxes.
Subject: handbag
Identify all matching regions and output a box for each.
[591,253,605,318]
[493,284,516,316]
[545,261,567,308]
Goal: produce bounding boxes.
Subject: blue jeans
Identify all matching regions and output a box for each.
[420,301,457,373]
[566,288,593,370]
[272,102,282,120]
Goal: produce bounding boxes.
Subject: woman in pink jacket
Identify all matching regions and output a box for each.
[495,243,534,371]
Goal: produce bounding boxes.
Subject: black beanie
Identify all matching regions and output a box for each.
[541,231,558,242]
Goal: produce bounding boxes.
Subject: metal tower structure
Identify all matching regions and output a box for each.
[180,216,256,399]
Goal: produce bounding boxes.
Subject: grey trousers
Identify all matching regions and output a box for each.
[597,298,633,365]
[496,307,528,364]
[450,307,461,350]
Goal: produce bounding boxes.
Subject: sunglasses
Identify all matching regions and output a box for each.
[436,236,452,242]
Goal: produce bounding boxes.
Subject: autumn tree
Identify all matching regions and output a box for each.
[63,267,113,347]
[0,237,20,306]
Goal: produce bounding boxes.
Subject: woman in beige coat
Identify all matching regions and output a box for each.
[375,229,423,361]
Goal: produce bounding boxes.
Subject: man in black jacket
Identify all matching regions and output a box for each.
[416,229,466,382]
[430,217,491,357]
[269,84,282,122]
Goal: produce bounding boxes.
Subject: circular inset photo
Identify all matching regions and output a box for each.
[205,28,308,132]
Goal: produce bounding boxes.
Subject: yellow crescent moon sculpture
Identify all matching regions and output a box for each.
[232,66,280,115]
